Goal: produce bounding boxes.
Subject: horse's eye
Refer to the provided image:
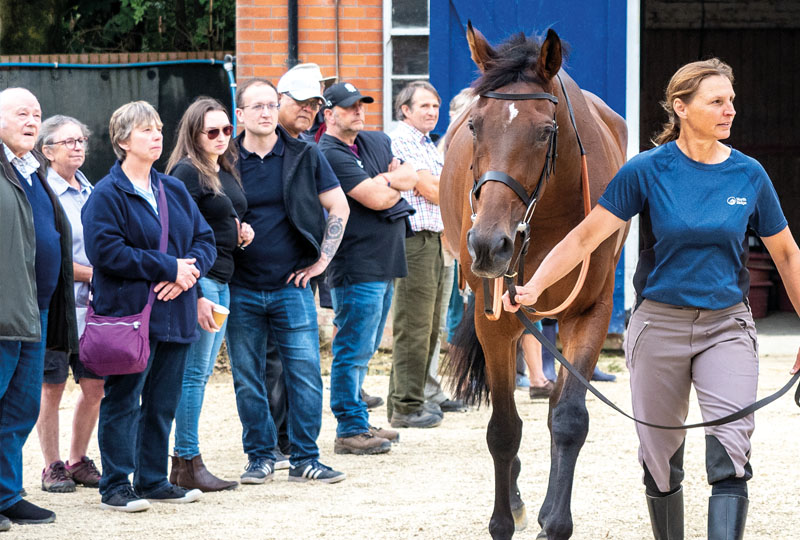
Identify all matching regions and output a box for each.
[467,119,475,132]
[535,126,554,143]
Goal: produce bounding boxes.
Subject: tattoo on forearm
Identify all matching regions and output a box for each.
[321,214,345,260]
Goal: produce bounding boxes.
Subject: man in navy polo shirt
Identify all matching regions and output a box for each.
[227,78,349,485]
[319,82,426,456]
[0,88,77,528]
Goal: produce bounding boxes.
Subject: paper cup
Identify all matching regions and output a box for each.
[211,304,230,331]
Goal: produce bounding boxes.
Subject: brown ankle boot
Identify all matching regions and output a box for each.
[169,455,185,485]
[177,454,238,492]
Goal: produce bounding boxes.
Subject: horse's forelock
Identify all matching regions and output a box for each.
[472,32,543,95]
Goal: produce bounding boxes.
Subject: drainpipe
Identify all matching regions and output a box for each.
[288,0,299,68]
[223,54,237,131]
[335,0,341,80]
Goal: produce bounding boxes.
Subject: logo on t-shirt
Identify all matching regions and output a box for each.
[726,196,747,206]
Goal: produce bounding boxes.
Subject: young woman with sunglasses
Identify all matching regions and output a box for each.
[166,97,254,492]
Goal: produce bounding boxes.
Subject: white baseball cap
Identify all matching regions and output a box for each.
[277,63,335,101]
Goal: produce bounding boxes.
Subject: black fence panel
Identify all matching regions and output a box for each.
[0,63,231,182]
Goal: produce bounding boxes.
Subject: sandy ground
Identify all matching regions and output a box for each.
[11,313,800,539]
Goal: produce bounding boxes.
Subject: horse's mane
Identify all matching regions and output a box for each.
[472,32,568,95]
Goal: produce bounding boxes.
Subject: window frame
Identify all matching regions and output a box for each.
[382,0,430,131]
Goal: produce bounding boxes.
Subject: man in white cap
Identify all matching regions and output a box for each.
[277,63,335,140]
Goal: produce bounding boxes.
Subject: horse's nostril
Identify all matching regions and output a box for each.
[493,234,514,260]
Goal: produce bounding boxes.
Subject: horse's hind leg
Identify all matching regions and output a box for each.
[536,304,612,540]
[478,320,524,540]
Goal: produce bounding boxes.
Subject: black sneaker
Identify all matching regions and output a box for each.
[144,483,201,504]
[100,485,150,513]
[1,499,56,524]
[240,458,274,484]
[288,460,346,484]
[0,513,9,531]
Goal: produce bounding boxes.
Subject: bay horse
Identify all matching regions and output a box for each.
[441,24,628,540]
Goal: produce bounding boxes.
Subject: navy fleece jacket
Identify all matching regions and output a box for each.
[82,162,216,343]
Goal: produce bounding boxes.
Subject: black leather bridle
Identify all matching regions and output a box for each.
[470,74,585,315]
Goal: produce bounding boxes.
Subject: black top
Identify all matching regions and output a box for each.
[318,131,407,287]
[233,127,339,290]
[170,159,247,284]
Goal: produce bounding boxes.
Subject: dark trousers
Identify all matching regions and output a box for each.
[98,340,190,496]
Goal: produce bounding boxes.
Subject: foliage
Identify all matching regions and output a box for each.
[0,0,236,54]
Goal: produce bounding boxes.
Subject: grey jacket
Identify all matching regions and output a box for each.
[0,147,78,352]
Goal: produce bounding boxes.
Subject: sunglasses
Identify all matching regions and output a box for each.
[202,125,234,140]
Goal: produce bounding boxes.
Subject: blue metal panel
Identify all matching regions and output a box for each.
[430,0,628,333]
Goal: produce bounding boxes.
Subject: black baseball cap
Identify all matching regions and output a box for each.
[323,82,375,109]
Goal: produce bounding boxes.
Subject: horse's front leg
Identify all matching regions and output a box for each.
[477,317,523,540]
[536,302,612,540]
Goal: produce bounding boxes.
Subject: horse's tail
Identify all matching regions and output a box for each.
[445,295,490,406]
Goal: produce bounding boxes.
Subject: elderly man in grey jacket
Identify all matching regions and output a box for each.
[0,88,77,530]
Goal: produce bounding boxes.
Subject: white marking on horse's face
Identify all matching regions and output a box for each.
[507,103,519,125]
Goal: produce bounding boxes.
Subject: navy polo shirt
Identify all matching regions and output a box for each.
[599,141,787,309]
[234,131,337,290]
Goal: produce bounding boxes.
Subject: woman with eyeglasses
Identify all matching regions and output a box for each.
[34,116,104,493]
[165,97,253,492]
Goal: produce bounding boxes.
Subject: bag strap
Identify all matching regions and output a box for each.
[145,178,170,308]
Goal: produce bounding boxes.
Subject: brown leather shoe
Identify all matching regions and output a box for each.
[334,432,391,455]
[529,380,554,399]
[369,425,399,443]
[360,389,384,409]
[174,454,238,492]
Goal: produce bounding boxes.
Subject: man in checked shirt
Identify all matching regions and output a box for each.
[388,81,466,428]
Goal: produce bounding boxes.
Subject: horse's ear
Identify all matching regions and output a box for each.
[535,29,562,82]
[467,20,495,73]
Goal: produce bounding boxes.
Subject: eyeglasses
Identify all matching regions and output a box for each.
[243,103,280,113]
[48,137,89,150]
[292,98,322,111]
[202,125,234,140]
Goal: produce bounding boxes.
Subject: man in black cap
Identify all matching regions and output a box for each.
[318,83,426,456]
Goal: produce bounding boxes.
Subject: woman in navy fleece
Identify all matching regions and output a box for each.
[81,101,215,513]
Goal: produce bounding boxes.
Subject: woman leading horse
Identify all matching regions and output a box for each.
[504,59,800,540]
[441,25,627,539]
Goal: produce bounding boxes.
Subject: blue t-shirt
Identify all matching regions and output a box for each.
[599,141,787,309]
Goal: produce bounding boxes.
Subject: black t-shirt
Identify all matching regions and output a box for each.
[318,131,407,287]
[170,159,246,284]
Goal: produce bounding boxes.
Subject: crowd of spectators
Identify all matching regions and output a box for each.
[0,65,583,530]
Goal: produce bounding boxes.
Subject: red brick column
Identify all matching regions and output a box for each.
[236,0,384,129]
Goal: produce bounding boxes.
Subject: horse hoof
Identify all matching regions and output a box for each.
[536,529,548,539]
[512,503,528,531]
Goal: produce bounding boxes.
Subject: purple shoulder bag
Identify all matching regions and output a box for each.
[80,183,169,376]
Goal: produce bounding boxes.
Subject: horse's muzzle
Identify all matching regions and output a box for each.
[467,228,514,278]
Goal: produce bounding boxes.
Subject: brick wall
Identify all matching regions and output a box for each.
[236,0,385,129]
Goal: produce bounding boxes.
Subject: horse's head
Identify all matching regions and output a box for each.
[464,23,563,278]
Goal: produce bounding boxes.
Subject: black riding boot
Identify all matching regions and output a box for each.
[708,495,748,540]
[646,487,684,540]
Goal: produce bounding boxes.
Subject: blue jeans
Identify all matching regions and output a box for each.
[174,277,229,459]
[226,284,322,466]
[446,262,464,342]
[330,281,393,438]
[98,340,190,497]
[0,309,47,511]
